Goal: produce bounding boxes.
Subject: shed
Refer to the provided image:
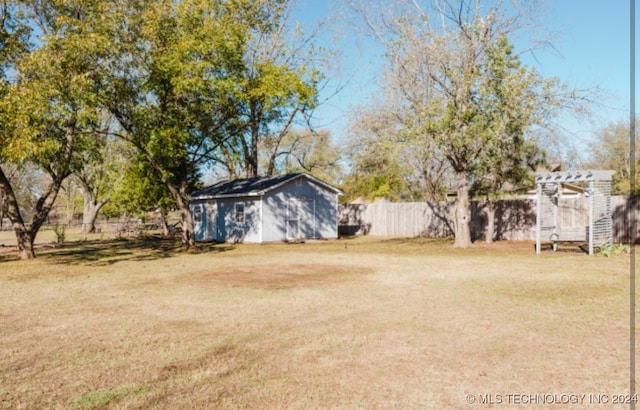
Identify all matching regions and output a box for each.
[189,173,342,243]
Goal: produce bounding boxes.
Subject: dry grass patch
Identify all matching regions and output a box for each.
[0,236,634,409]
[179,263,370,290]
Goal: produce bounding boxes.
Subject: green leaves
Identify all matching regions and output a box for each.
[588,118,640,195]
[1,28,100,171]
[358,1,563,199]
[0,0,326,250]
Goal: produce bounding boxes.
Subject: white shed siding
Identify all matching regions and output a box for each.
[190,200,217,241]
[214,197,261,243]
[190,173,340,243]
[262,178,338,241]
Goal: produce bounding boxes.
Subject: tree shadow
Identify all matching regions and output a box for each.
[339,200,534,242]
[338,203,371,236]
[378,237,453,247]
[535,241,590,255]
[3,236,236,266]
[494,199,536,241]
[612,195,640,244]
[421,201,454,238]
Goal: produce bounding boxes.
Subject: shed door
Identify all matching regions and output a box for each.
[191,202,216,241]
[286,199,315,240]
[204,202,216,241]
[191,203,205,241]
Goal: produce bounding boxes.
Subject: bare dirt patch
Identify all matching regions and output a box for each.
[180,263,371,290]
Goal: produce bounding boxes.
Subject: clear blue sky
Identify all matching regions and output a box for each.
[524,1,632,142]
[291,0,635,161]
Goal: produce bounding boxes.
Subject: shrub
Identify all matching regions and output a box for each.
[597,243,629,257]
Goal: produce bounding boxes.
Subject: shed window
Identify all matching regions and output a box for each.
[235,203,245,223]
[193,205,202,223]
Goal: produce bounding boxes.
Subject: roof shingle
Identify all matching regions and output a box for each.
[191,173,341,199]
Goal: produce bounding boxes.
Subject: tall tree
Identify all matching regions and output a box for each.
[0,1,24,231]
[98,0,316,247]
[97,0,254,248]
[0,1,102,258]
[353,0,587,247]
[469,35,545,243]
[216,0,323,178]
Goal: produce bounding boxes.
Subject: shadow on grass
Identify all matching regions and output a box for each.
[378,237,453,246]
[333,236,456,255]
[1,236,236,265]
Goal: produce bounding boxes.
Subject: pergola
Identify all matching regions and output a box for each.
[535,170,615,255]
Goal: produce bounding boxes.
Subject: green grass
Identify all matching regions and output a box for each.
[0,236,633,409]
[73,389,120,408]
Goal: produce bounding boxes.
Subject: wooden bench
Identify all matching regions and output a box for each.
[550,227,588,251]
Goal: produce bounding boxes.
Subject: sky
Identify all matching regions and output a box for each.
[525,1,632,142]
[290,0,635,163]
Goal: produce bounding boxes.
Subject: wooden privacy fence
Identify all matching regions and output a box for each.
[338,196,640,243]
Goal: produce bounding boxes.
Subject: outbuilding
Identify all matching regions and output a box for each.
[189,173,342,243]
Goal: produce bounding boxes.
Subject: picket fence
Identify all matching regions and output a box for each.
[338,196,639,243]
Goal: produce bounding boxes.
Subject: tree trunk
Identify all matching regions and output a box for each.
[0,162,68,259]
[245,102,260,178]
[15,226,36,260]
[485,200,496,244]
[266,108,299,176]
[177,198,195,248]
[165,181,196,248]
[452,171,472,248]
[80,187,109,233]
[220,143,238,180]
[0,189,6,225]
[160,211,170,237]
[249,120,259,178]
[0,167,37,259]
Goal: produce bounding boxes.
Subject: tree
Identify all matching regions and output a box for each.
[260,129,343,183]
[214,0,323,179]
[73,132,129,233]
[587,118,640,195]
[352,0,586,248]
[343,113,417,202]
[345,102,453,203]
[106,153,194,237]
[97,0,317,248]
[95,0,250,248]
[0,0,25,232]
[0,1,103,258]
[0,164,46,222]
[469,36,545,243]
[532,128,584,171]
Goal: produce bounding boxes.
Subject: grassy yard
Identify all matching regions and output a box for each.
[0,235,634,409]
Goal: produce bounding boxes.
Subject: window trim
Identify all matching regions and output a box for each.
[193,205,202,223]
[235,203,245,223]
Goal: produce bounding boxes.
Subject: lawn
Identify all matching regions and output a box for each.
[0,235,634,409]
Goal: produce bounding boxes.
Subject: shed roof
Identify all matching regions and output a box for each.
[191,173,342,200]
